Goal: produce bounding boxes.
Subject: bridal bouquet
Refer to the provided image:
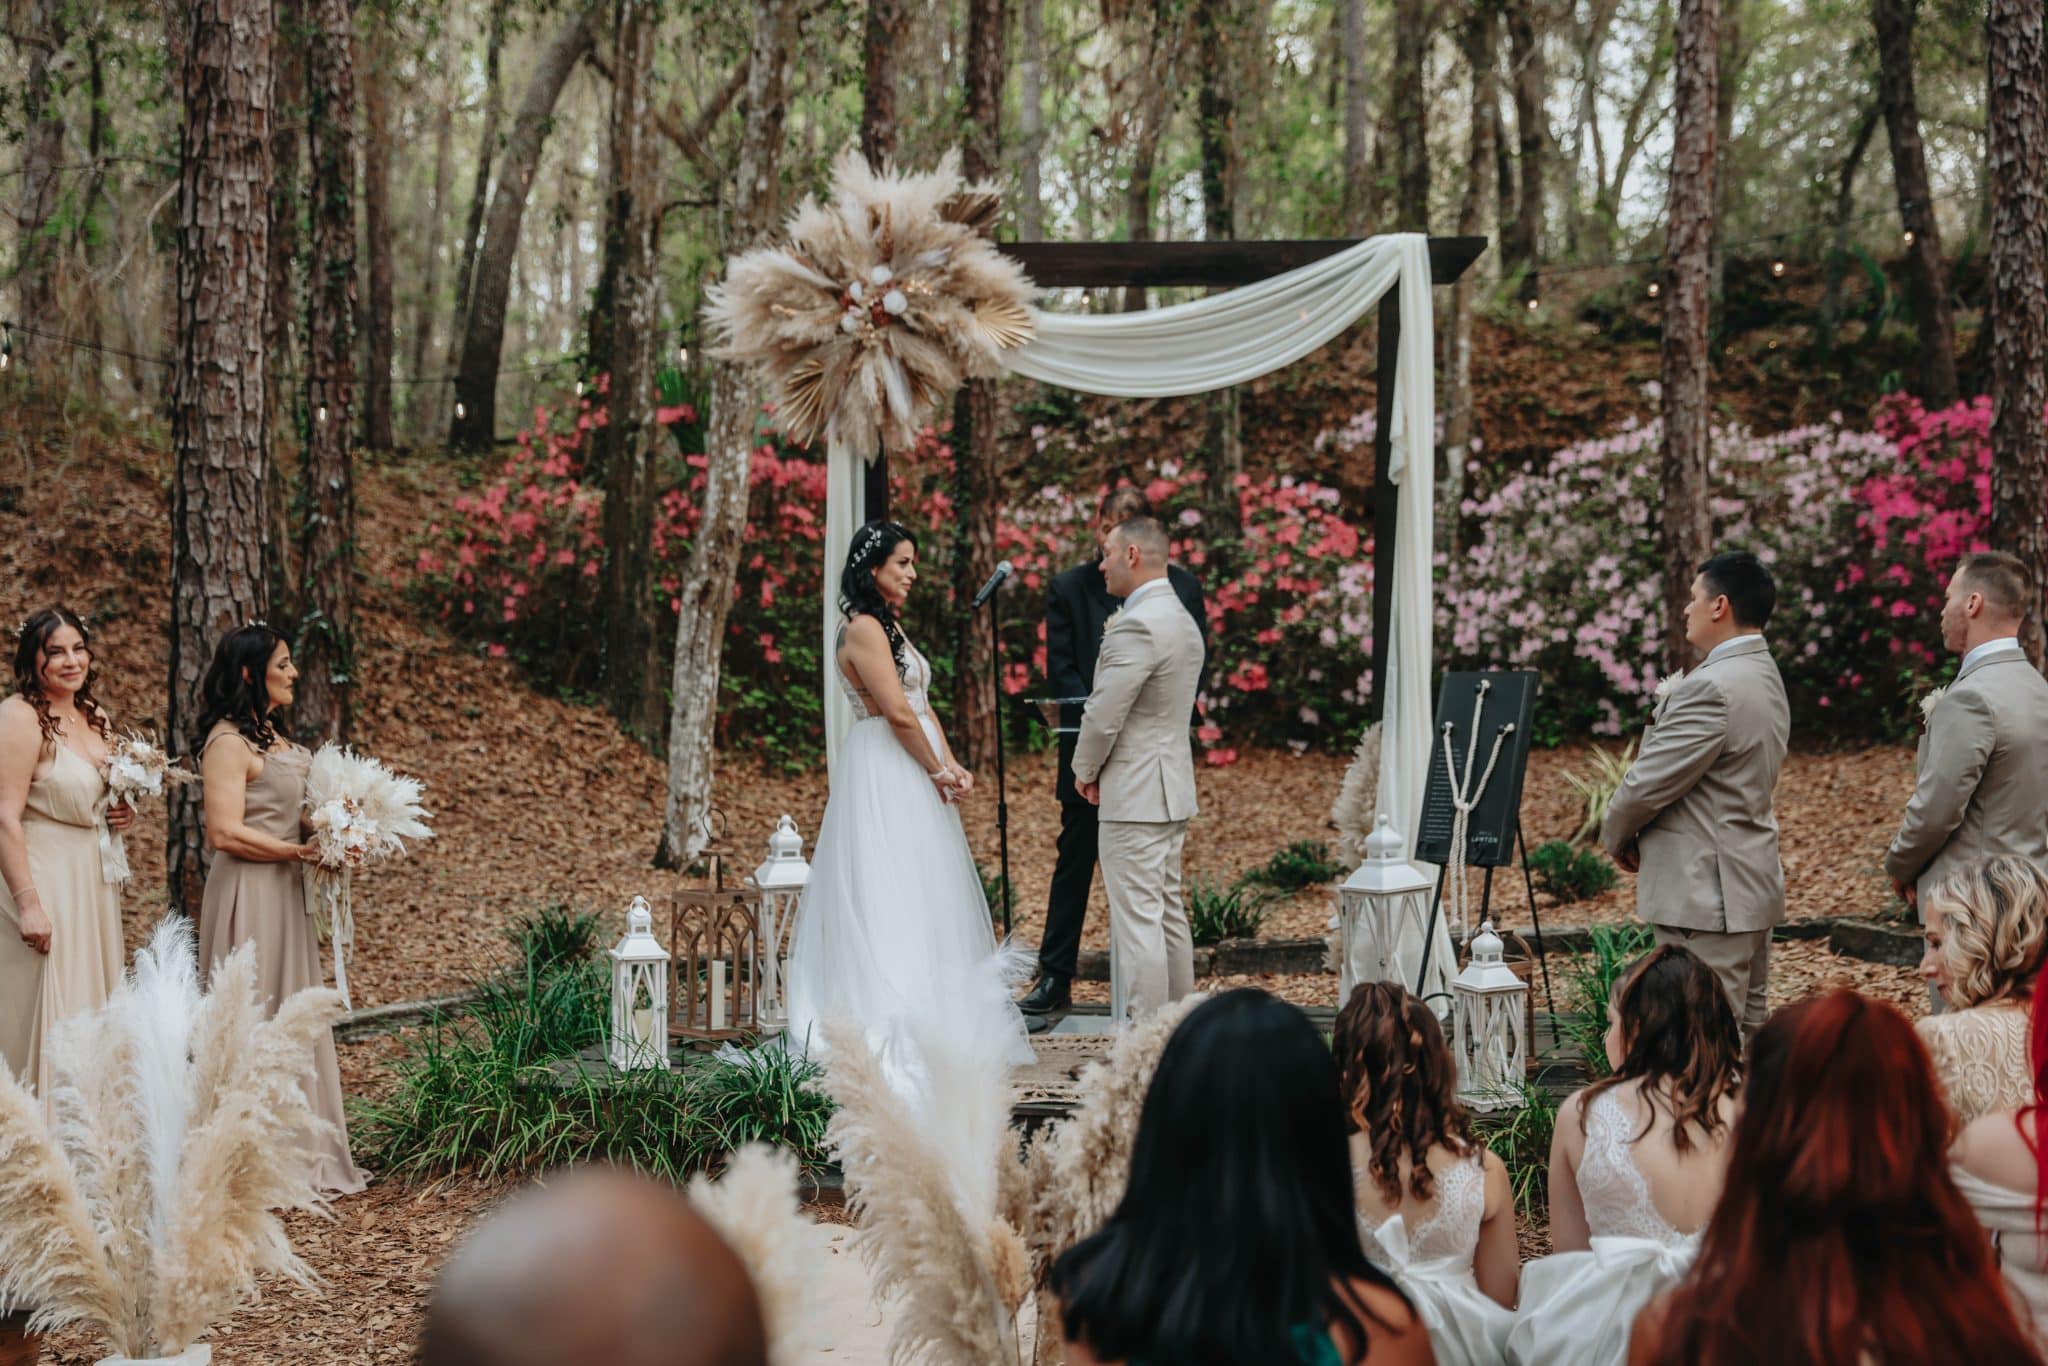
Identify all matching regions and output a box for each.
[303,744,433,1008]
[95,732,194,884]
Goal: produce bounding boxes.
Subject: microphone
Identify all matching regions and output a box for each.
[970,560,1014,610]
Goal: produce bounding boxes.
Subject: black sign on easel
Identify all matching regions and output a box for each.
[1415,671,1540,868]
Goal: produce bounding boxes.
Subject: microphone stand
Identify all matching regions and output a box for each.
[974,576,1014,938]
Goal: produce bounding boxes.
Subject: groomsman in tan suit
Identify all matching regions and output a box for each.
[1601,551,1790,1039]
[1072,517,1206,1023]
[1886,551,2048,915]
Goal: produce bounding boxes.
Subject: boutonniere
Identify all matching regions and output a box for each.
[1919,685,1948,729]
[1653,671,1685,704]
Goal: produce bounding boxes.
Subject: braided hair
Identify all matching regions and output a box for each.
[839,520,916,678]
[12,607,115,753]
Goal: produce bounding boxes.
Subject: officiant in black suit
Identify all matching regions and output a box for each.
[1021,487,1207,1025]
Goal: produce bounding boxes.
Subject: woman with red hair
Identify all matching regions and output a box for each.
[1949,950,2048,1340]
[1629,989,2040,1364]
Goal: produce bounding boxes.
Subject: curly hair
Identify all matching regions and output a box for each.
[12,606,115,752]
[1577,944,1742,1155]
[194,623,290,755]
[837,520,915,678]
[1333,980,1476,1205]
[1922,857,2048,1010]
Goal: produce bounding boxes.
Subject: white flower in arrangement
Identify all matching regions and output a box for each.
[882,289,909,316]
[840,314,861,334]
[302,745,434,1009]
[870,264,893,286]
[1920,685,1948,726]
[1653,671,1685,703]
[94,732,195,885]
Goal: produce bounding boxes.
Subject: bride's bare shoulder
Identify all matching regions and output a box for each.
[843,614,888,645]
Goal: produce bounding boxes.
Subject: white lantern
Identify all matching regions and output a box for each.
[750,814,810,1032]
[1451,919,1528,1112]
[608,895,672,1071]
[1336,813,1436,1000]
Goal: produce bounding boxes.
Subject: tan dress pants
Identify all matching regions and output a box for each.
[1100,818,1195,1024]
[1649,922,1772,1041]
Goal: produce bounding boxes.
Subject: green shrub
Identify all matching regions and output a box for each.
[510,904,604,976]
[1187,876,1272,947]
[1558,923,1655,1078]
[1472,1085,1559,1220]
[1246,839,1350,892]
[1527,840,1621,904]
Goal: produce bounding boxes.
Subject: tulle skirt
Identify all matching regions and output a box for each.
[784,715,1035,1095]
[1506,1234,1701,1366]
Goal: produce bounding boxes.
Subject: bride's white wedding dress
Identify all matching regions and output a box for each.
[783,631,1035,1097]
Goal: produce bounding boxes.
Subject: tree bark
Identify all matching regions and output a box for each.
[1196,0,1243,539]
[1017,0,1047,240]
[1820,104,1879,354]
[1342,0,1370,231]
[16,0,70,368]
[360,14,396,451]
[171,0,274,916]
[410,60,456,439]
[1504,0,1549,278]
[1660,0,1717,671]
[1444,0,1499,555]
[595,0,666,743]
[296,0,358,746]
[659,0,800,867]
[1872,0,1960,407]
[1393,0,1431,231]
[1989,0,2048,666]
[1708,0,1742,309]
[1119,16,1183,313]
[861,0,903,168]
[450,9,596,449]
[445,0,508,401]
[263,0,306,616]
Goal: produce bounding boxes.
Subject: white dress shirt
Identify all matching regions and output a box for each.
[1963,636,2025,672]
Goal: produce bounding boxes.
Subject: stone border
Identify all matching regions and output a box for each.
[335,991,480,1042]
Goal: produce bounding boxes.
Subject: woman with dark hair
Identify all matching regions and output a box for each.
[194,623,365,1195]
[0,607,134,1099]
[1507,944,1743,1365]
[1631,989,2040,1363]
[1334,982,1516,1363]
[1053,989,1432,1365]
[784,521,1031,1093]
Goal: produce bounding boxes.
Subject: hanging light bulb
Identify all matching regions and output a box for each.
[1647,281,1661,299]
[1,321,12,371]
[1525,296,1540,312]
[1903,229,1916,247]
[575,378,584,398]
[677,342,689,366]
[316,404,328,423]
[456,399,467,420]
[1771,259,1786,278]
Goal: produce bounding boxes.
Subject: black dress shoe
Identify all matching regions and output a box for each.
[1019,974,1072,1015]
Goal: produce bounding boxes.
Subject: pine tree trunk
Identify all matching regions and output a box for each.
[1342,0,1370,231]
[659,0,800,866]
[445,0,508,402]
[450,10,595,449]
[1197,0,1243,540]
[1120,42,1178,314]
[170,0,275,916]
[1820,105,1878,355]
[1444,0,1499,556]
[1989,0,2048,666]
[861,0,903,167]
[1660,0,1717,671]
[360,17,396,452]
[1708,0,1742,311]
[596,0,665,744]
[1505,0,1548,277]
[1393,0,1431,231]
[17,0,70,368]
[1017,0,1047,240]
[410,75,456,440]
[264,0,306,617]
[296,0,358,746]
[1872,0,1960,407]
[949,0,1009,774]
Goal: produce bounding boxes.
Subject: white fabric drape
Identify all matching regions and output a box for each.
[823,433,865,776]
[819,234,1441,961]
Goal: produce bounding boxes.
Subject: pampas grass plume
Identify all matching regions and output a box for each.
[687,1144,832,1366]
[1331,722,1383,868]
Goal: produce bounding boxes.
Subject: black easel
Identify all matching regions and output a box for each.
[1414,820,1554,1014]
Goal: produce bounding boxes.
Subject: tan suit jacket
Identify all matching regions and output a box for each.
[1885,649,2048,900]
[1072,580,1204,824]
[1600,635,1790,934]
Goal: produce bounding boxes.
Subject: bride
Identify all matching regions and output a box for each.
[784,519,1034,1094]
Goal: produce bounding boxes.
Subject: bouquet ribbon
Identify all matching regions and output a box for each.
[305,865,356,1011]
[91,796,130,885]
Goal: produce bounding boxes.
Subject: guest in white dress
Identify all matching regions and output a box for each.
[1918,857,2048,1125]
[1631,989,2039,1364]
[1334,981,1516,1366]
[1508,944,1742,1366]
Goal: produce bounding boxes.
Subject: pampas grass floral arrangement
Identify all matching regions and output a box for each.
[0,917,344,1364]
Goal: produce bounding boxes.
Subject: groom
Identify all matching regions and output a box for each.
[1071,516,1205,1024]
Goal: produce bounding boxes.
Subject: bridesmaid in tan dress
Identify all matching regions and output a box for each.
[196,623,366,1195]
[0,607,133,1101]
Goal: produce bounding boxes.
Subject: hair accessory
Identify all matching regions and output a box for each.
[852,523,891,566]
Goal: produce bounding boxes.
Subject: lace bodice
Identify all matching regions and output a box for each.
[1358,1150,1486,1274]
[1920,1004,2033,1126]
[836,623,931,721]
[1577,1091,1691,1246]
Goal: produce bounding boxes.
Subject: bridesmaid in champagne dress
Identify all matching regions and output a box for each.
[195,623,365,1195]
[0,608,133,1101]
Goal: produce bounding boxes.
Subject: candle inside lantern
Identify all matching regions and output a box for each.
[633,1006,660,1055]
[710,960,727,1030]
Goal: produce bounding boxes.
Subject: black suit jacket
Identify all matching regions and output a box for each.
[1045,558,1207,804]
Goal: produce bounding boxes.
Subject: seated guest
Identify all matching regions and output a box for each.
[1053,988,1434,1365]
[1631,990,2040,1364]
[1918,857,2048,1125]
[419,1166,768,1366]
[1334,981,1517,1366]
[1507,945,1742,1366]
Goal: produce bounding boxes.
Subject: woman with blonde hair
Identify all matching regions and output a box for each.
[1917,855,2048,1124]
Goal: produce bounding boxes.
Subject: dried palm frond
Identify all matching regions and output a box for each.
[707,148,1038,457]
[686,1144,831,1366]
[1330,722,1383,869]
[820,1021,1020,1365]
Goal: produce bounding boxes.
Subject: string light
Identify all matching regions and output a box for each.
[574,378,584,398]
[1524,297,1540,312]
[1,321,11,371]
[316,404,328,423]
[1903,229,1916,247]
[677,341,689,365]
[455,399,467,420]
[1771,259,1786,277]
[1647,281,1661,299]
